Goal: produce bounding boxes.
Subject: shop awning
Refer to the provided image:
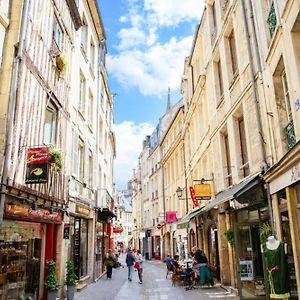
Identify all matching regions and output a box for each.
[96,207,116,221]
[200,172,262,213]
[177,207,204,229]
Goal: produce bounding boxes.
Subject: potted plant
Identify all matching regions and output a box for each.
[44,260,60,300]
[65,260,78,300]
[224,228,234,246]
[259,222,272,244]
[56,52,67,72]
[48,145,62,172]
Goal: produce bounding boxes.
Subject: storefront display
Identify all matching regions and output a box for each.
[71,217,88,278]
[95,222,105,279]
[0,220,42,300]
[262,237,290,299]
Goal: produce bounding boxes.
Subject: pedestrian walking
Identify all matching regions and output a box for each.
[135,250,143,284]
[126,247,135,281]
[104,249,118,279]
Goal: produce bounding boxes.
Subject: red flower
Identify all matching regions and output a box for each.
[273,265,280,270]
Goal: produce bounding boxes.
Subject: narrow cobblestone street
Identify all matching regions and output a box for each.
[74,256,239,300]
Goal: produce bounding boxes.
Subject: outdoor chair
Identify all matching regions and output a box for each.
[165,261,173,278]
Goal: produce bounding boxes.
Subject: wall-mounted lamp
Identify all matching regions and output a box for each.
[176,186,183,199]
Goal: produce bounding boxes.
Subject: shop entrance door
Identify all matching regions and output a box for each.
[234,222,265,300]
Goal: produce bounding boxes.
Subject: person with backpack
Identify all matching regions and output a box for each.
[104,249,118,279]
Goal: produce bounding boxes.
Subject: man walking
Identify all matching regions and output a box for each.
[126,248,135,281]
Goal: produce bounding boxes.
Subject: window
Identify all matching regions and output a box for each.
[79,73,86,115]
[229,30,238,76]
[90,40,95,72]
[43,102,57,145]
[88,150,93,188]
[210,1,217,41]
[78,138,84,182]
[282,71,292,120]
[273,57,295,149]
[53,17,62,51]
[238,117,249,177]
[88,92,93,128]
[72,129,79,176]
[215,59,224,105]
[223,132,232,186]
[81,19,88,52]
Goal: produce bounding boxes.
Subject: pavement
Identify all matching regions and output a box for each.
[74,255,239,300]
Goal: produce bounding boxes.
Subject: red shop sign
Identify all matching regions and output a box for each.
[25,147,49,184]
[189,186,199,207]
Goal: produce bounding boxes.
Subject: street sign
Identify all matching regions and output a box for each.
[156,223,162,230]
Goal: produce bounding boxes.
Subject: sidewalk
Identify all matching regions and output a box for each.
[74,256,239,300]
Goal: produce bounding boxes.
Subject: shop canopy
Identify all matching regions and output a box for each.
[177,207,204,229]
[200,172,262,214]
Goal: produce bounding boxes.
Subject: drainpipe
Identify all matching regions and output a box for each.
[241,0,268,173]
[182,140,190,258]
[0,0,31,230]
[242,0,276,235]
[248,0,275,166]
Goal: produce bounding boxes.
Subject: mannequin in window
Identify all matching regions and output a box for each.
[262,235,290,299]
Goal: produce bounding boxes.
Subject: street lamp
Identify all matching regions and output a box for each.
[176,186,183,199]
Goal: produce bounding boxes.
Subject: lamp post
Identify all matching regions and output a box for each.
[176,186,190,259]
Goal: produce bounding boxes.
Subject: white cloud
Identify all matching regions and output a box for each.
[144,0,204,27]
[117,27,147,50]
[114,121,154,189]
[107,0,205,97]
[107,35,193,96]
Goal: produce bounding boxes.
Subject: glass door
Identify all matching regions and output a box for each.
[234,223,265,300]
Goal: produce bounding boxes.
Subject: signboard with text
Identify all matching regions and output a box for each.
[189,186,199,207]
[166,211,177,223]
[5,204,62,222]
[194,183,211,200]
[25,147,49,184]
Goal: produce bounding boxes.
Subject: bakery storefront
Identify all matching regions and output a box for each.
[0,202,62,300]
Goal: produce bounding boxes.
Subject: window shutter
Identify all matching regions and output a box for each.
[72,129,79,176]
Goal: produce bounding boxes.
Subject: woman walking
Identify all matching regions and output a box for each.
[104,249,117,279]
[135,250,143,284]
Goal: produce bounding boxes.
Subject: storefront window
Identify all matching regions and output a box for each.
[278,190,298,298]
[207,226,220,280]
[72,217,88,278]
[0,220,42,300]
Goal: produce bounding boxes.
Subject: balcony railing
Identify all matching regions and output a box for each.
[267,1,277,37]
[285,119,297,150]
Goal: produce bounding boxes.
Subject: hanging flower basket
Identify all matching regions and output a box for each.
[48,146,62,172]
[56,53,67,72]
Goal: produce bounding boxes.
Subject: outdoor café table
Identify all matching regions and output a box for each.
[179,259,193,270]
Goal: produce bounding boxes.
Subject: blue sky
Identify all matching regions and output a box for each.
[98,0,205,190]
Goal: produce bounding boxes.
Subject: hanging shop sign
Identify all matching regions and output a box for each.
[63,224,70,239]
[25,147,49,184]
[194,183,211,200]
[166,211,177,223]
[113,225,124,233]
[189,186,199,207]
[76,205,90,216]
[5,204,62,222]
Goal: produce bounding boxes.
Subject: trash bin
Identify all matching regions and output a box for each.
[145,252,149,260]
